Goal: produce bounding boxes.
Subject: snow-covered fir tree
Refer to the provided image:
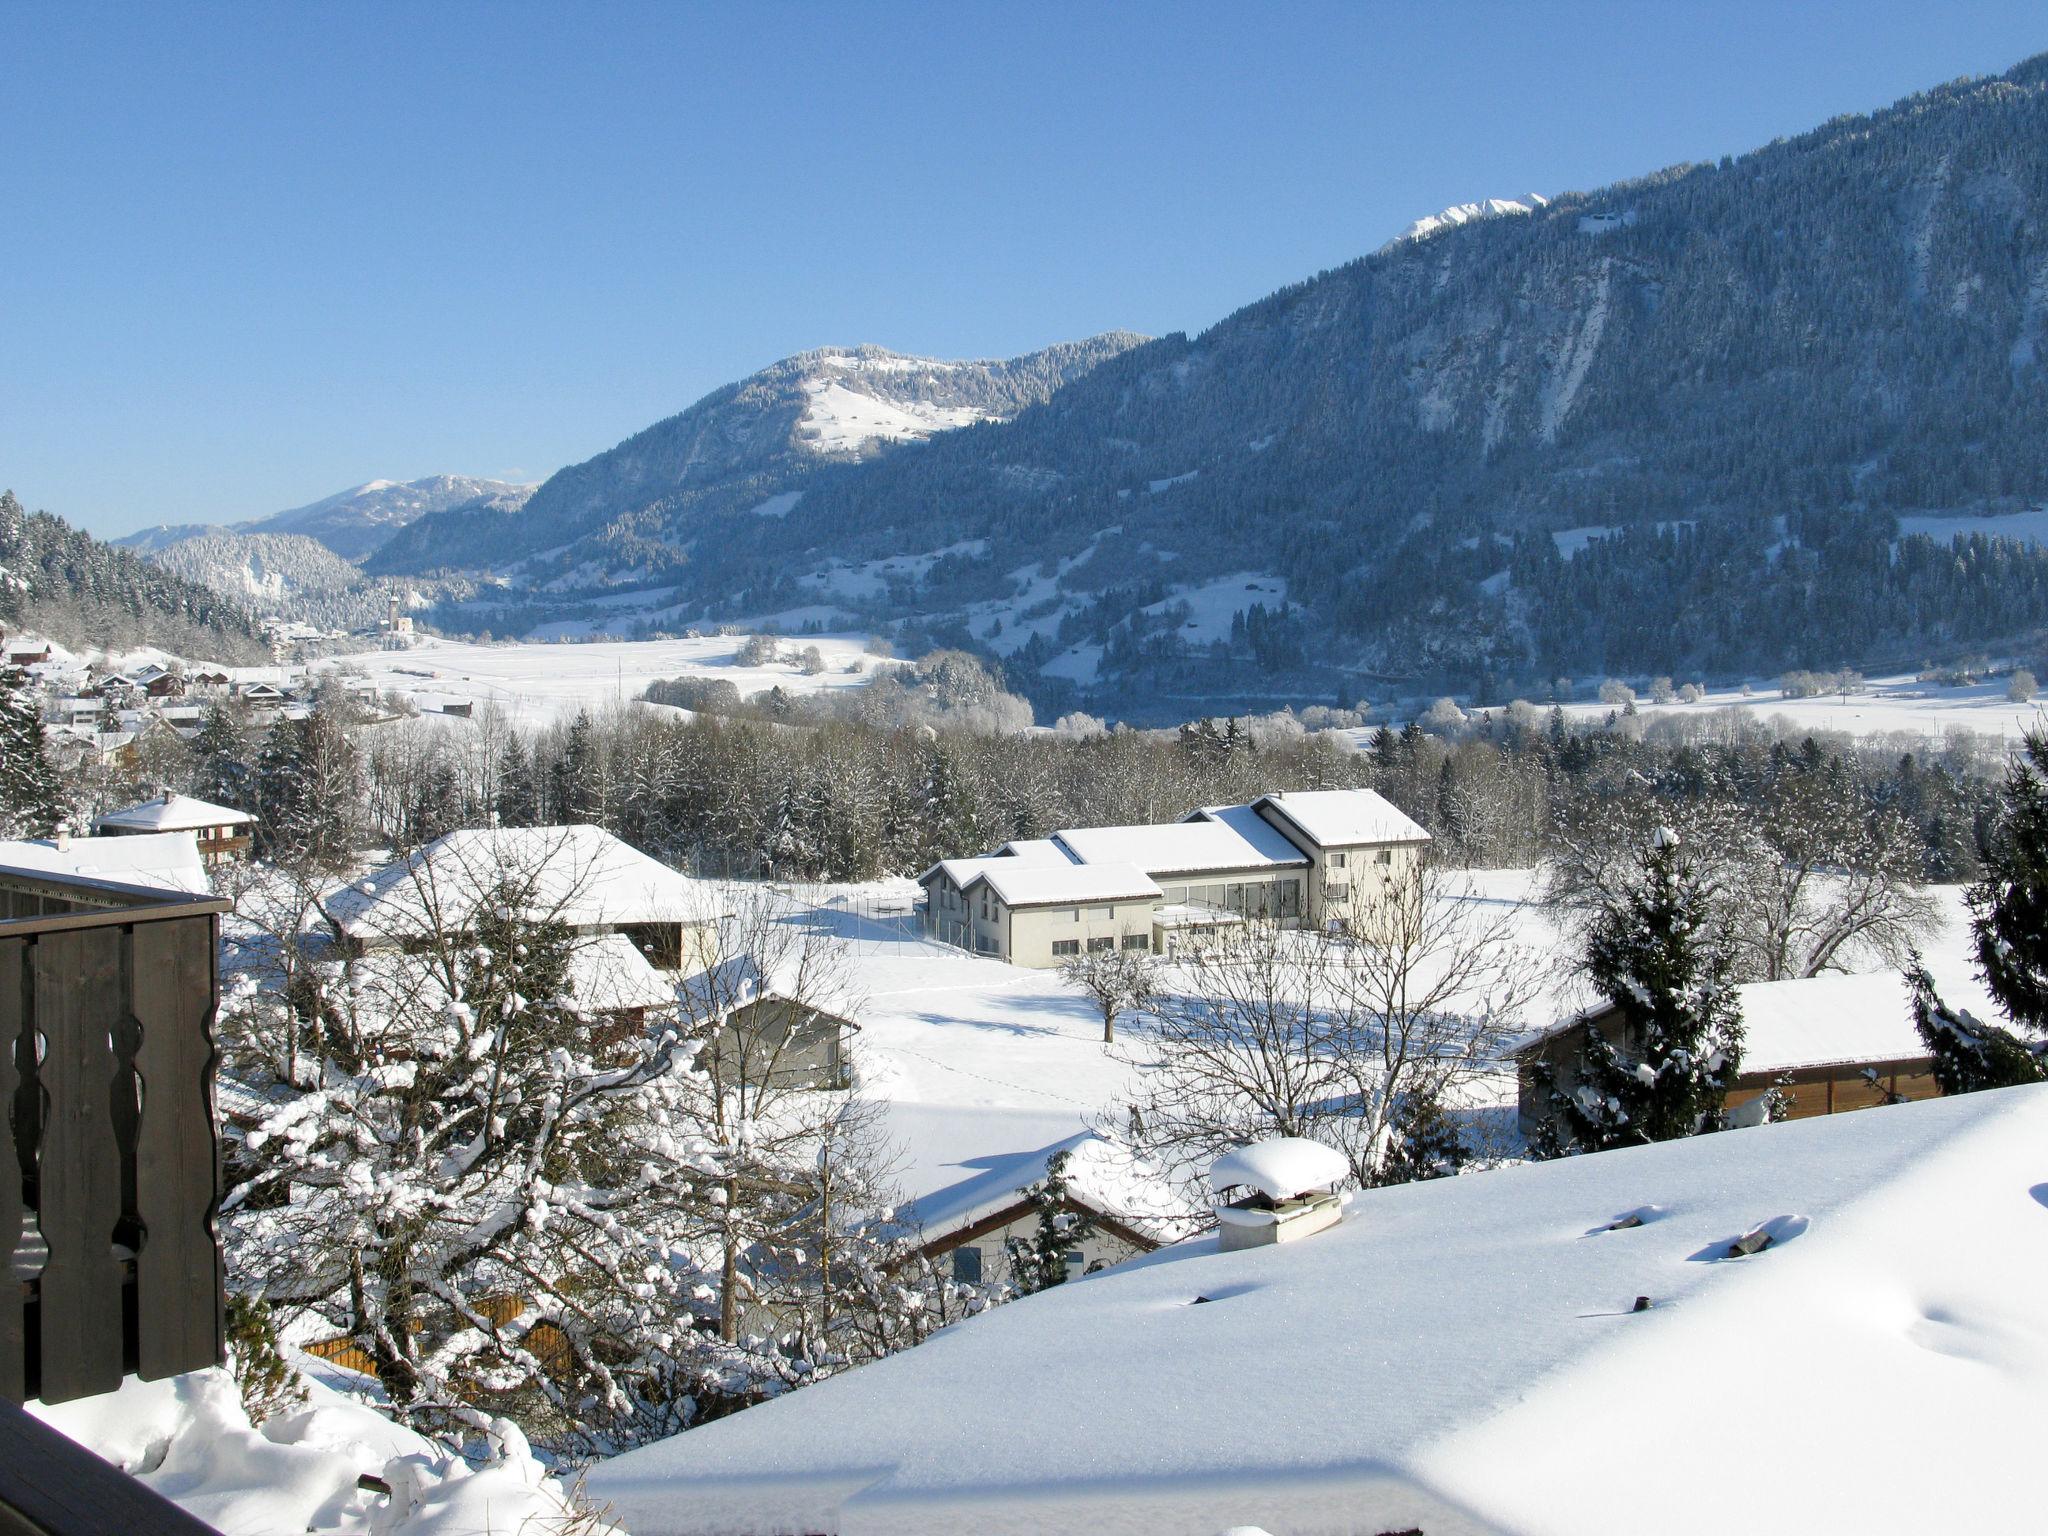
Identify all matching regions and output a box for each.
[0,665,64,838]
[1537,827,1745,1154]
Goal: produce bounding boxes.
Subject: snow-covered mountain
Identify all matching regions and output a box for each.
[117,474,537,563]
[1378,193,1548,251]
[366,337,1145,576]
[252,475,536,560]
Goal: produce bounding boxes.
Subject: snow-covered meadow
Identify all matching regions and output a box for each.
[1545,670,2048,743]
[315,632,896,725]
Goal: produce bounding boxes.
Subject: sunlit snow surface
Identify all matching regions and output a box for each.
[589,1085,2048,1536]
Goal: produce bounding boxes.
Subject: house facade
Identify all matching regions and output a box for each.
[919,788,1430,967]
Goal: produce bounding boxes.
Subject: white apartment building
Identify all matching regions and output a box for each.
[919,788,1430,967]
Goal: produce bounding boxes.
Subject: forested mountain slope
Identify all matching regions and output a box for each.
[400,58,2048,712]
[0,491,270,661]
[367,336,1146,577]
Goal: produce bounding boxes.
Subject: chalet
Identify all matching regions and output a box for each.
[235,681,286,705]
[5,643,52,667]
[143,671,186,699]
[1510,968,1946,1143]
[325,822,719,976]
[97,793,257,865]
[918,787,1430,967]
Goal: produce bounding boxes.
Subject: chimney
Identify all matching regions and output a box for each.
[1208,1137,1349,1252]
[53,827,70,852]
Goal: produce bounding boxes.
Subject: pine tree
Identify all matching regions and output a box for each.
[1003,1150,1099,1294]
[192,698,254,808]
[549,710,601,823]
[494,736,539,827]
[0,666,65,838]
[1968,728,2048,1041]
[1539,828,1745,1153]
[1905,960,2046,1094]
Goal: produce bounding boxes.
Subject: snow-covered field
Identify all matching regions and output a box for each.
[313,632,895,725]
[1519,671,2046,743]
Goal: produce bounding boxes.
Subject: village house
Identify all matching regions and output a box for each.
[918,787,1430,966]
[323,824,720,1018]
[888,1129,1191,1290]
[1510,968,1945,1143]
[97,793,258,866]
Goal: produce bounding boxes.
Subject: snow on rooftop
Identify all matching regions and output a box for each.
[972,860,1162,908]
[0,831,212,896]
[1737,970,1944,1072]
[1053,818,1307,877]
[1208,1137,1351,1201]
[325,825,709,939]
[1254,788,1431,848]
[565,932,679,1014]
[588,1086,2048,1536]
[893,1129,1196,1247]
[96,792,255,833]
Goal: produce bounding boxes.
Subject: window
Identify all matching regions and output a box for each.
[951,1246,983,1284]
[1087,935,1115,953]
[1068,908,1081,923]
[1325,883,1350,902]
[1064,1249,1086,1277]
[1376,849,1393,865]
[1088,905,1114,920]
[1122,933,1150,951]
[1329,851,1348,869]
[1052,939,1080,957]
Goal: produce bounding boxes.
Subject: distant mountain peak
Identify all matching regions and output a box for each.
[1380,194,1549,252]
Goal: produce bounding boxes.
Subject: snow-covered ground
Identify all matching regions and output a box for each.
[1469,670,2048,743]
[312,632,895,725]
[32,1366,614,1535]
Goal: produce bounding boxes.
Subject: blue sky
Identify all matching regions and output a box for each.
[5,2,2047,536]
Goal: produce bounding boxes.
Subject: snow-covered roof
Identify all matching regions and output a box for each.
[1052,818,1308,877]
[565,932,678,1014]
[97,793,256,833]
[325,825,710,940]
[589,1085,2048,1536]
[1252,787,1432,848]
[1208,1136,1350,1200]
[1516,968,1946,1072]
[1184,801,1323,862]
[918,838,1077,890]
[0,831,212,896]
[892,1130,1195,1247]
[969,860,1161,909]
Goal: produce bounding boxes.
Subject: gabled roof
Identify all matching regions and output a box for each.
[0,831,211,895]
[326,825,710,940]
[588,1085,2048,1536]
[1052,817,1307,877]
[917,838,1076,890]
[1252,787,1431,848]
[98,793,256,833]
[1513,968,1952,1073]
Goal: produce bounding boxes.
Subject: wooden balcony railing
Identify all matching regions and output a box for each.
[1,865,230,1407]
